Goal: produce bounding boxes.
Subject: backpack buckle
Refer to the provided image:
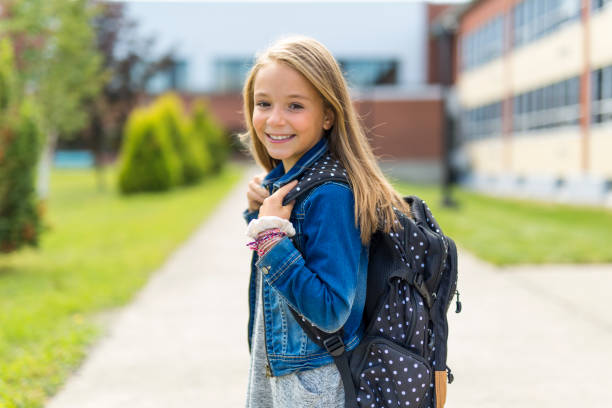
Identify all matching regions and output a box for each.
[323,335,345,357]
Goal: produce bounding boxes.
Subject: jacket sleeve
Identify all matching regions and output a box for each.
[255,182,362,333]
[243,208,259,225]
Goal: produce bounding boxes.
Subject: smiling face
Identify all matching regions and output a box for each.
[252,61,334,172]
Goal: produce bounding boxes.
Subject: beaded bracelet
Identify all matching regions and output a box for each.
[246,228,287,257]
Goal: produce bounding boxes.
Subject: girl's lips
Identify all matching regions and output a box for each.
[266,133,296,143]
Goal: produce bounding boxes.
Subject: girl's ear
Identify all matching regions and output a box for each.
[323,107,335,130]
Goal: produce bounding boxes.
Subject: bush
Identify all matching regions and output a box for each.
[117,93,229,194]
[0,39,44,253]
[191,100,228,173]
[152,93,208,185]
[117,108,182,194]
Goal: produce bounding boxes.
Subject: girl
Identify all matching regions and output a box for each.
[241,36,412,407]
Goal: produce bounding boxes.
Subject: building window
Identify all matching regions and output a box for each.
[461,101,503,141]
[592,0,612,11]
[214,58,254,93]
[513,0,581,48]
[461,15,504,71]
[513,76,580,132]
[592,65,612,123]
[337,59,398,88]
[146,59,189,94]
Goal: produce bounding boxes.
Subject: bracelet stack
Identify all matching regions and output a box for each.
[246,216,295,257]
[246,216,295,239]
[247,228,286,257]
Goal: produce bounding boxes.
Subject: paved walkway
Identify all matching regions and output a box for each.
[46,166,612,408]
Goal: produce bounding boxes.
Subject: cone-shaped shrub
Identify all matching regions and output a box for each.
[191,100,228,173]
[0,39,44,253]
[153,93,207,185]
[0,100,44,252]
[117,108,182,194]
[184,117,214,177]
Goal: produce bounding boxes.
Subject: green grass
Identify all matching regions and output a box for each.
[0,164,243,408]
[394,181,612,266]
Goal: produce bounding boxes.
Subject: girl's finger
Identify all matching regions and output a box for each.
[273,180,299,199]
[259,186,270,197]
[247,190,265,204]
[250,179,270,197]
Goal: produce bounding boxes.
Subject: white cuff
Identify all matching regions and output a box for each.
[246,216,296,239]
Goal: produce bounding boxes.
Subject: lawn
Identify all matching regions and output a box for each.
[394,181,612,265]
[0,164,243,408]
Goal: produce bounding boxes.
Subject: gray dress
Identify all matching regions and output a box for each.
[245,269,345,408]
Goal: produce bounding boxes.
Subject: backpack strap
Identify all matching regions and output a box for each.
[281,152,349,205]
[279,151,357,407]
[289,309,358,408]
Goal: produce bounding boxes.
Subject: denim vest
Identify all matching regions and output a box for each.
[243,138,369,377]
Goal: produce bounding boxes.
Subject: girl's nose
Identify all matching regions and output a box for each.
[267,107,286,126]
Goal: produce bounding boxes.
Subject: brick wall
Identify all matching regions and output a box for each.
[177,93,444,161]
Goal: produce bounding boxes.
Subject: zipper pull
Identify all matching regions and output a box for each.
[455,289,462,313]
[446,366,454,383]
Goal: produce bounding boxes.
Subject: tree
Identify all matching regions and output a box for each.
[85,2,176,190]
[3,0,105,200]
[0,38,44,252]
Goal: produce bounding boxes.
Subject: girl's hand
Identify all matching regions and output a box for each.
[247,173,269,212]
[258,180,298,220]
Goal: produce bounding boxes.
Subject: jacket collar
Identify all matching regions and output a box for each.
[262,137,329,191]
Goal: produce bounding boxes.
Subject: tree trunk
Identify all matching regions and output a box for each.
[91,110,107,192]
[36,129,58,200]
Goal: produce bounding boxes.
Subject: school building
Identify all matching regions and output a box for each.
[451,0,612,204]
[119,0,459,183]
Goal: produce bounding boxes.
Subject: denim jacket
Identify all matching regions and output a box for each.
[243,137,368,377]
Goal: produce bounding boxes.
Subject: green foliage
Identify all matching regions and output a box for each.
[117,93,230,194]
[0,39,15,111]
[117,108,182,194]
[0,38,44,253]
[191,99,229,173]
[152,94,208,185]
[7,0,105,139]
[0,165,243,408]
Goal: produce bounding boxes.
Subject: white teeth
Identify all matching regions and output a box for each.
[268,134,294,140]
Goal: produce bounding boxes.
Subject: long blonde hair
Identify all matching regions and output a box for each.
[240,35,411,244]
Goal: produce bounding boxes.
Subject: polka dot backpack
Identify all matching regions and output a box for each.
[283,151,461,408]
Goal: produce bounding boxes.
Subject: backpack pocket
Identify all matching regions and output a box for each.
[351,337,433,408]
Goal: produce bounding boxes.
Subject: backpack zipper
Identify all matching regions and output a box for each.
[428,234,448,300]
[406,285,418,347]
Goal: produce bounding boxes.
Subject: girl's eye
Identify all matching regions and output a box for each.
[289,103,303,110]
[255,101,270,108]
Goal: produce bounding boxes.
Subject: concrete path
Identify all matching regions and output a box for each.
[46,165,257,408]
[446,255,612,407]
[46,166,612,408]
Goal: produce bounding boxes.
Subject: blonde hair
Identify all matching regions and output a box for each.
[240,35,411,244]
